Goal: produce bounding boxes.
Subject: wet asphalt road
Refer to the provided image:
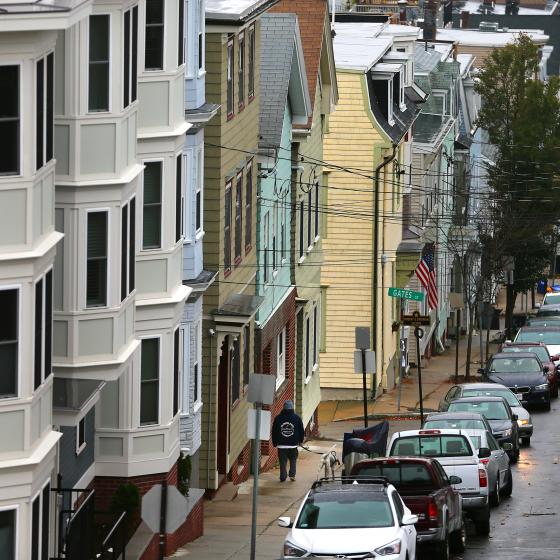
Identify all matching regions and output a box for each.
[459,403,560,560]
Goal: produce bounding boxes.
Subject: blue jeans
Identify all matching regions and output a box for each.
[278,447,298,481]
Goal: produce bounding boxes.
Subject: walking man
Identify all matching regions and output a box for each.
[272,400,305,482]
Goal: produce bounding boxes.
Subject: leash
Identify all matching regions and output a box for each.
[298,443,326,455]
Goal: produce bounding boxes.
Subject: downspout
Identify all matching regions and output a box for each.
[206,328,215,489]
[372,144,398,399]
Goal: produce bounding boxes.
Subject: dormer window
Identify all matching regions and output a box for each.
[371,63,404,125]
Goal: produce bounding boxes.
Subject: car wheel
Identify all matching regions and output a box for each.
[544,400,551,411]
[490,480,501,507]
[501,468,513,497]
[450,518,467,553]
[434,536,450,560]
[522,436,531,446]
[510,450,518,463]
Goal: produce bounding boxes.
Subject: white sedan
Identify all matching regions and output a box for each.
[279,478,418,559]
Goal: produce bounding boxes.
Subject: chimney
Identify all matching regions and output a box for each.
[423,0,437,42]
[460,10,470,28]
[398,0,408,22]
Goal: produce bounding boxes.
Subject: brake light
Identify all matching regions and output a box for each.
[479,458,490,466]
[479,467,488,488]
[428,500,438,522]
[419,429,441,435]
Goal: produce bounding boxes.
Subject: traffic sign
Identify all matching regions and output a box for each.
[402,311,430,326]
[354,350,376,374]
[141,484,189,533]
[388,287,425,302]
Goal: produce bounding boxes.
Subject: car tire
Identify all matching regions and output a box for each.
[521,436,531,446]
[450,518,467,553]
[501,468,513,497]
[510,450,518,464]
[434,536,450,560]
[544,400,551,411]
[490,480,501,507]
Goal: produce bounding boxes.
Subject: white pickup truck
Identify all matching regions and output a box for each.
[387,428,491,535]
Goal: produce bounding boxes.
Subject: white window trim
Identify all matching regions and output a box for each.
[281,199,287,263]
[122,7,137,110]
[33,267,53,390]
[35,52,54,170]
[272,201,277,272]
[76,416,86,455]
[0,62,23,178]
[121,196,136,301]
[313,182,320,243]
[312,303,318,370]
[276,328,286,390]
[0,284,21,400]
[140,158,165,251]
[181,324,190,413]
[195,147,204,236]
[174,326,182,417]
[143,0,166,72]
[84,208,111,310]
[433,90,447,117]
[138,335,162,427]
[263,211,269,285]
[197,0,205,76]
[87,13,112,114]
[304,314,311,383]
[399,67,406,112]
[194,320,202,407]
[182,151,192,243]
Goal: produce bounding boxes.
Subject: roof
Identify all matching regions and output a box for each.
[427,411,491,419]
[311,481,387,494]
[436,28,549,47]
[491,352,540,359]
[205,0,277,22]
[268,0,330,113]
[451,396,508,402]
[259,14,311,148]
[461,0,558,15]
[393,428,475,437]
[381,24,422,39]
[414,44,443,74]
[459,383,512,390]
[333,23,391,71]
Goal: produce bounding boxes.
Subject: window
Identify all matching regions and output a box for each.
[314,183,320,240]
[129,198,136,291]
[145,0,164,70]
[307,188,312,249]
[299,200,304,259]
[0,65,20,175]
[263,212,269,284]
[245,161,252,252]
[34,271,53,390]
[231,337,240,405]
[281,200,286,261]
[238,32,245,110]
[0,509,15,560]
[121,205,128,301]
[272,202,277,272]
[76,417,86,454]
[276,328,286,389]
[120,198,135,301]
[176,154,183,242]
[370,74,394,125]
[0,289,18,398]
[36,53,54,170]
[86,211,108,307]
[193,322,201,404]
[31,484,50,560]
[224,182,232,273]
[173,328,180,416]
[140,338,160,425]
[248,25,255,99]
[234,171,243,262]
[142,161,162,249]
[88,15,110,112]
[195,149,203,233]
[226,37,234,118]
[243,324,250,388]
[198,0,204,71]
[313,304,318,369]
[305,314,311,379]
[178,0,185,66]
[123,7,139,108]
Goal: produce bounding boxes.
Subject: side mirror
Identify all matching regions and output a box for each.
[401,513,419,526]
[512,414,518,421]
[277,516,292,528]
[502,442,513,451]
[478,447,491,458]
[551,355,560,361]
[449,475,462,485]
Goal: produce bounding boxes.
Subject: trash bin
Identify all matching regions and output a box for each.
[537,279,548,294]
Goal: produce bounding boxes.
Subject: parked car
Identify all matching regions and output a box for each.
[542,292,560,306]
[387,429,491,536]
[514,326,560,359]
[350,457,465,559]
[526,316,560,327]
[425,411,494,434]
[483,352,551,411]
[501,342,559,394]
[278,478,418,559]
[441,383,533,446]
[446,396,520,461]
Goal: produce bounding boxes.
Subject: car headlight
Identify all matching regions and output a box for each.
[375,539,402,556]
[502,428,512,437]
[518,419,529,426]
[536,384,549,391]
[283,541,307,558]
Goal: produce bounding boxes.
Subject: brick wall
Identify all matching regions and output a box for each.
[228,441,251,484]
[255,290,296,472]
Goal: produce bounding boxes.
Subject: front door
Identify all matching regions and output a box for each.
[217,336,230,475]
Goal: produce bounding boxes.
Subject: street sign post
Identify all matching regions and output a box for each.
[387,287,425,302]
[355,327,372,428]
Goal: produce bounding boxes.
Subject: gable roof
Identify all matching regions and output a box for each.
[259,14,311,148]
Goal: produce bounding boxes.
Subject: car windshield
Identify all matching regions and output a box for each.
[529,320,560,328]
[502,346,549,362]
[390,435,473,458]
[424,418,486,431]
[489,357,541,374]
[295,493,394,529]
[353,463,433,491]
[516,330,560,345]
[544,294,560,305]
[462,389,521,407]
[448,401,509,420]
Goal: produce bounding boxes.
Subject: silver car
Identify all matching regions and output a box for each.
[462,428,512,507]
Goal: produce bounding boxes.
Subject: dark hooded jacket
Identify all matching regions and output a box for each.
[272,409,305,447]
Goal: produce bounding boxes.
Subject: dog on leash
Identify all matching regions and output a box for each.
[318,444,341,480]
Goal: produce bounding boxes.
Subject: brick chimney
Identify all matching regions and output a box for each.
[460,10,470,28]
[423,0,437,41]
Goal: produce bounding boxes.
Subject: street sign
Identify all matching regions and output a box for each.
[141,484,188,534]
[247,373,275,405]
[402,311,430,326]
[247,409,271,440]
[449,292,464,310]
[355,327,371,350]
[354,350,376,374]
[388,287,425,302]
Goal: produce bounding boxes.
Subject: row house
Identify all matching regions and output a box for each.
[320,22,423,397]
[255,13,311,471]
[269,0,338,430]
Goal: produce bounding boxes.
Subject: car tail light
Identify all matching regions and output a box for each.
[479,467,488,488]
[419,429,441,435]
[428,500,438,523]
[479,458,490,466]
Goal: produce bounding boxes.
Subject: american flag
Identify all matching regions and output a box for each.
[416,244,438,310]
